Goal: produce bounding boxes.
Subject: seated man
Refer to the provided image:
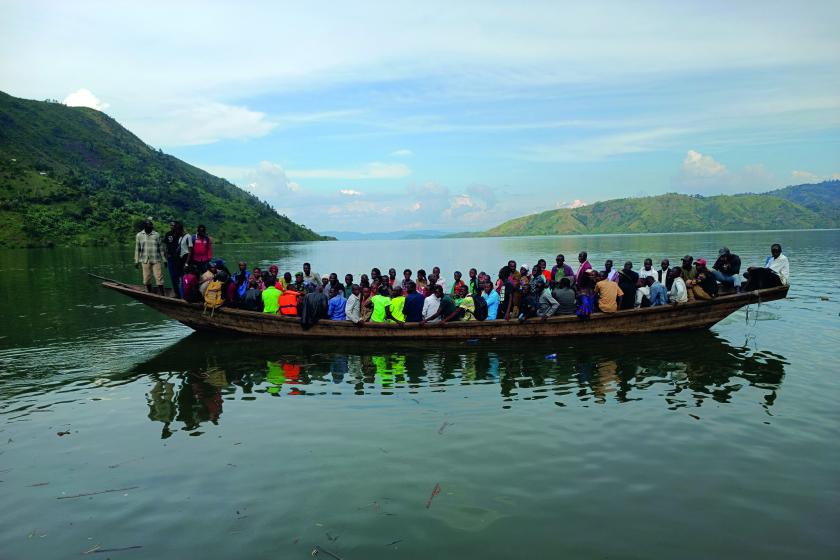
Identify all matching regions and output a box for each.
[638,258,657,281]
[712,247,742,291]
[327,286,347,320]
[421,285,456,325]
[442,284,475,322]
[617,261,638,310]
[403,281,426,323]
[389,286,406,323]
[345,284,362,323]
[534,279,560,320]
[594,272,623,313]
[518,283,539,321]
[691,258,718,300]
[668,267,689,304]
[744,243,790,290]
[648,276,669,306]
[551,277,577,315]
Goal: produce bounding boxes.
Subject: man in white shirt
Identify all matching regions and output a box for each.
[421,289,442,323]
[345,284,361,324]
[638,258,657,281]
[744,244,790,290]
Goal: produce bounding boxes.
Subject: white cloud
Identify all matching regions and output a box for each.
[390,149,413,157]
[682,150,727,178]
[557,199,587,209]
[287,162,410,180]
[791,170,840,183]
[132,101,276,146]
[339,189,363,196]
[521,128,690,162]
[63,88,109,111]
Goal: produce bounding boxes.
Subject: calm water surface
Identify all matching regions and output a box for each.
[0,230,838,559]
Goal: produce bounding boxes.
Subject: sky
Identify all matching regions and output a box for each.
[1,0,839,232]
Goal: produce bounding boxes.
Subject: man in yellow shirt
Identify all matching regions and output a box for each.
[594,275,624,313]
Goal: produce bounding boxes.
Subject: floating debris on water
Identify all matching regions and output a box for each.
[426,482,442,509]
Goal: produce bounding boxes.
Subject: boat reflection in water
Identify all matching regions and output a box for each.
[134,330,787,438]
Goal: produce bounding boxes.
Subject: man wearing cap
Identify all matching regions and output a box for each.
[691,258,717,300]
[134,218,167,295]
[712,247,742,292]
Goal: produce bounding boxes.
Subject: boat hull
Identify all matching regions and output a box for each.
[100,281,788,339]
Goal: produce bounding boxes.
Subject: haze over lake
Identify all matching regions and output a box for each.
[1,229,838,559]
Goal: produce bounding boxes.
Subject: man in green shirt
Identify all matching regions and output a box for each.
[389,286,406,323]
[421,284,457,325]
[261,284,281,314]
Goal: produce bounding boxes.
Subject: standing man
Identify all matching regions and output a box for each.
[535,279,560,320]
[712,247,742,291]
[617,261,639,310]
[163,220,184,297]
[343,274,355,298]
[404,281,426,323]
[656,258,671,287]
[575,251,592,289]
[134,218,167,295]
[638,258,657,282]
[602,259,619,282]
[551,254,574,283]
[345,284,362,324]
[302,262,321,287]
[482,281,500,320]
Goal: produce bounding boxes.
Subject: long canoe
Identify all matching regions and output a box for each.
[98,278,788,339]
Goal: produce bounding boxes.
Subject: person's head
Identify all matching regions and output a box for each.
[303,262,311,275]
[261,271,272,285]
[269,264,278,276]
[534,278,546,292]
[283,272,291,282]
[428,273,438,285]
[208,262,218,274]
[295,272,304,283]
[345,273,353,285]
[351,284,361,297]
[681,255,693,268]
[556,254,565,266]
[407,281,417,294]
[329,286,338,298]
[197,224,206,237]
[329,272,338,284]
[362,286,371,298]
[453,270,462,281]
[645,276,655,287]
[253,267,262,276]
[623,260,633,271]
[391,285,403,297]
[660,258,670,270]
[669,267,682,279]
[483,281,493,294]
[559,277,571,290]
[238,261,246,272]
[578,251,587,263]
[432,266,441,276]
[388,268,397,279]
[531,264,541,277]
[469,268,477,279]
[371,267,381,279]
[498,266,510,281]
[604,259,613,270]
[143,219,153,233]
[321,277,329,287]
[520,266,529,276]
[538,258,547,270]
[433,284,444,298]
[719,247,730,258]
[643,258,652,270]
[508,260,517,272]
[403,268,412,280]
[771,243,782,258]
[417,268,427,280]
[456,284,468,298]
[174,220,184,235]
[378,284,391,297]
[695,258,707,271]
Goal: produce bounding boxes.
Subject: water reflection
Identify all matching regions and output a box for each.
[130,332,788,437]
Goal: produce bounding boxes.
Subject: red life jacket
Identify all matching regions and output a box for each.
[278,290,299,316]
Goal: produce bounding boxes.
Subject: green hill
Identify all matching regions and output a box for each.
[474,182,839,238]
[0,91,329,247]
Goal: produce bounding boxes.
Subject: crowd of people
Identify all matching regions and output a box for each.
[134,219,791,327]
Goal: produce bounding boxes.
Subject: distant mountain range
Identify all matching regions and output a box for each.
[321,229,454,240]
[454,181,840,238]
[0,91,330,248]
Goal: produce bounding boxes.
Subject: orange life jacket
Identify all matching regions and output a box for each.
[278,290,299,316]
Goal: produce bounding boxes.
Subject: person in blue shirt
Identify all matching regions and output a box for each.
[403,281,426,322]
[647,276,669,306]
[327,286,347,320]
[481,281,500,320]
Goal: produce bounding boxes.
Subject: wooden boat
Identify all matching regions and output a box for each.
[97,277,789,339]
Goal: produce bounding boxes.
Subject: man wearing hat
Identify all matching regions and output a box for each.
[134,218,167,295]
[712,247,742,292]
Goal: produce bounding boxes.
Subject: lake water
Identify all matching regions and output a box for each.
[1,230,838,559]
